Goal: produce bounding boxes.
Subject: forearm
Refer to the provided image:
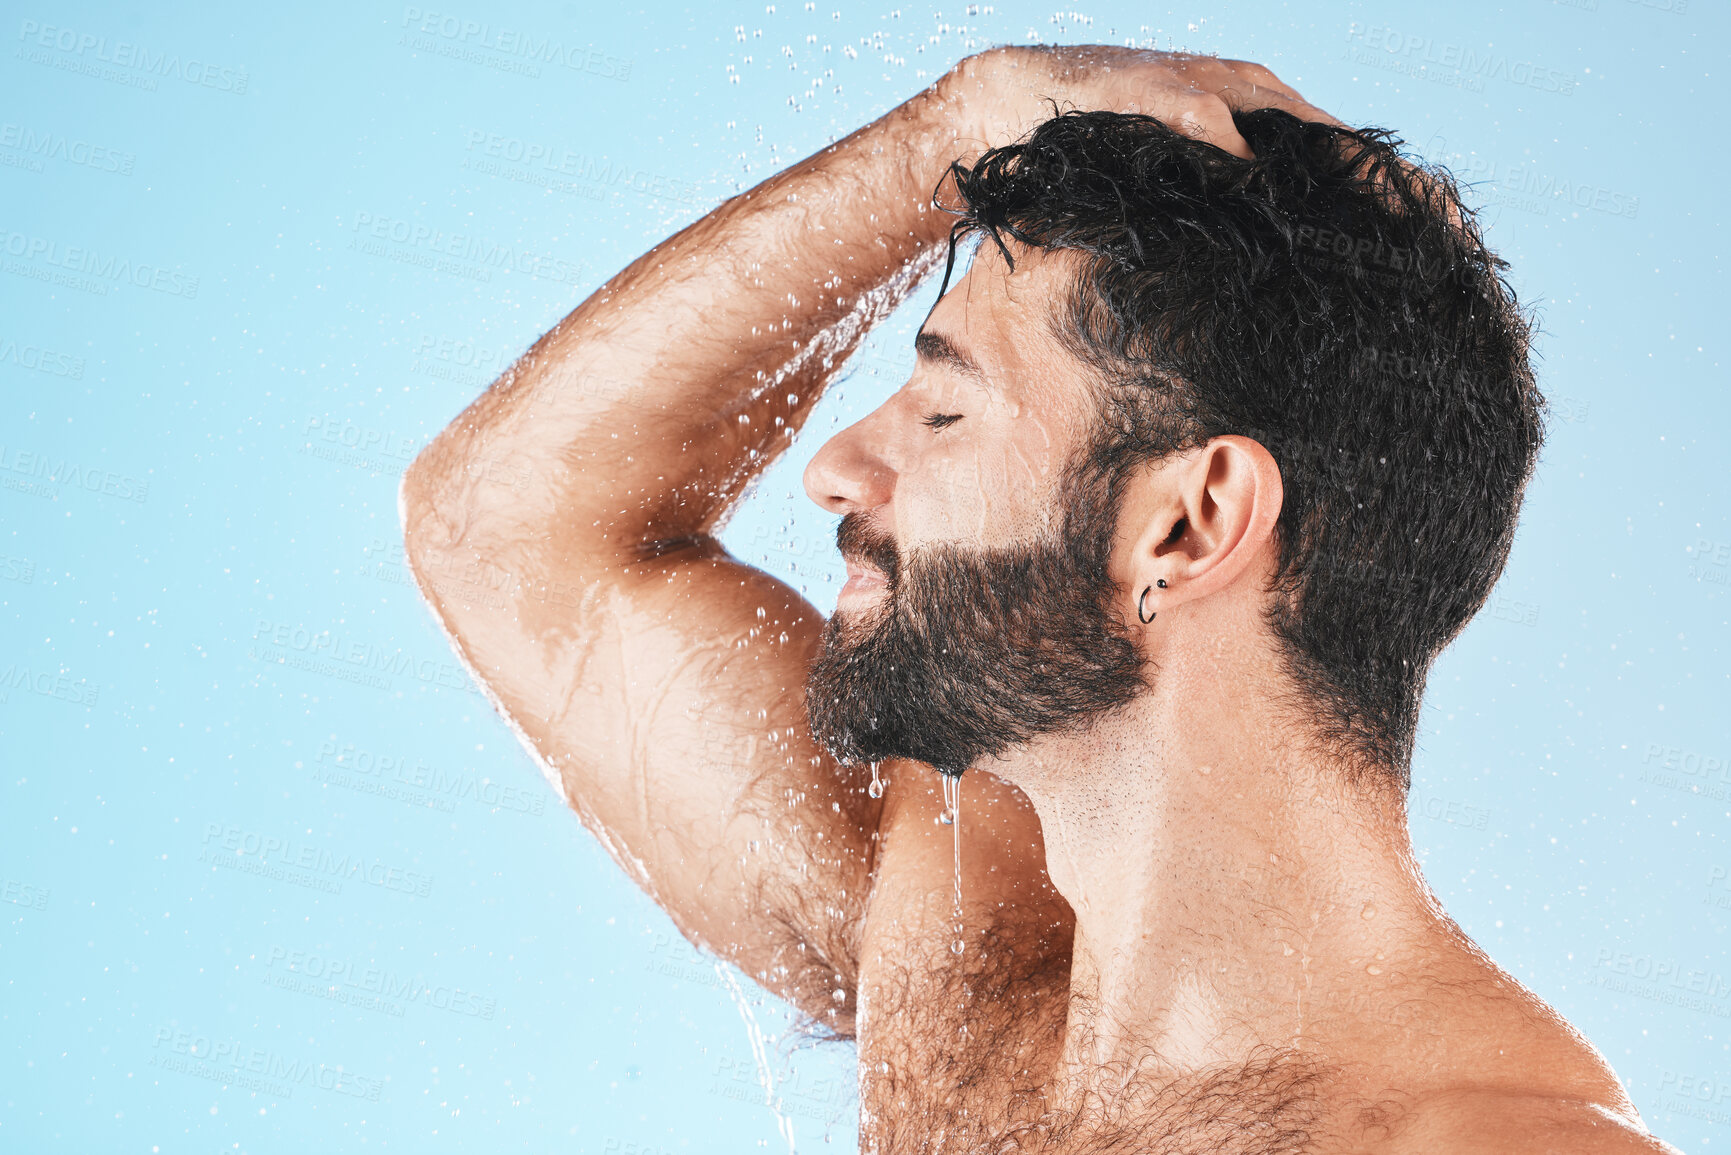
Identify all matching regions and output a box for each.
[389,58,1018,1013]
[404,53,1014,566]
[401,46,1342,573]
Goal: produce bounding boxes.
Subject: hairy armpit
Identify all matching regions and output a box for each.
[857,914,1073,1152]
[745,855,870,1041]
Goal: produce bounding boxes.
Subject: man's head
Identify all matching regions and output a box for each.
[802,107,1543,790]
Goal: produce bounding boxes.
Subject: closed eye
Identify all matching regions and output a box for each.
[920,412,962,430]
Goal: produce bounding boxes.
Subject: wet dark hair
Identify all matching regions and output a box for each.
[937,105,1544,787]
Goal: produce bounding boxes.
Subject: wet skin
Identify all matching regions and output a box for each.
[401,46,1680,1154]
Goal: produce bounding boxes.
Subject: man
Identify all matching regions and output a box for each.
[401,46,1679,1154]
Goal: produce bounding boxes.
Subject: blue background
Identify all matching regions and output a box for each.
[2,1,1725,1151]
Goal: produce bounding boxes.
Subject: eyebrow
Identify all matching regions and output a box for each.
[914,329,989,386]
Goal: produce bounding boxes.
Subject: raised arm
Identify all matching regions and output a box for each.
[398,46,1327,1034]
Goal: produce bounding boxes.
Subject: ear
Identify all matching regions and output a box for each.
[1117,436,1284,623]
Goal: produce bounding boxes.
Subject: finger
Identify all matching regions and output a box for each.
[1155,88,1254,159]
[1208,61,1349,127]
[1214,80,1346,127]
[1166,59,1463,229]
[1257,91,1350,128]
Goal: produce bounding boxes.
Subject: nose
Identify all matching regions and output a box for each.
[802,408,896,516]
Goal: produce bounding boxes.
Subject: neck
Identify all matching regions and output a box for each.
[982,627,1442,1082]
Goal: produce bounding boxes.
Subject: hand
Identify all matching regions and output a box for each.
[945,45,1344,161]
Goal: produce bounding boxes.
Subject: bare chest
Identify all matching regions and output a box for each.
[851,935,1387,1155]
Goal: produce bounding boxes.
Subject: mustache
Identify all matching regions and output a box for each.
[835,512,900,588]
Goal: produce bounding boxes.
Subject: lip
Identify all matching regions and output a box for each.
[838,558,888,604]
[843,558,887,587]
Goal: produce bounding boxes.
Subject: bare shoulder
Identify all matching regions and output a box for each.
[1383,1089,1684,1155]
[1350,925,1687,1153]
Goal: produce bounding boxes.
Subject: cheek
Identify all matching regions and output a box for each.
[1003,416,1063,509]
[908,414,1065,546]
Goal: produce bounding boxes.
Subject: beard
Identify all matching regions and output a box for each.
[803,454,1149,776]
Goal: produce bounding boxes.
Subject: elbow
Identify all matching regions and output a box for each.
[399,434,557,590]
[399,441,459,573]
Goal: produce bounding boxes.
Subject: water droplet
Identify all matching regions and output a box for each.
[867,761,884,799]
[1361,903,1377,920]
[942,771,965,964]
[1366,964,1383,976]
